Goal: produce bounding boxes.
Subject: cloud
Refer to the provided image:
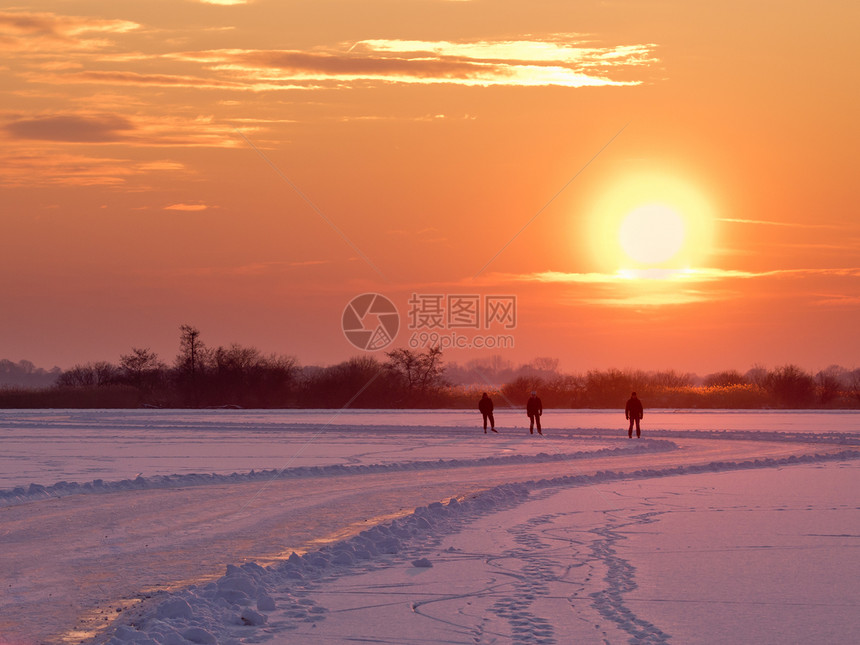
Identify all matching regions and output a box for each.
[179,260,331,278]
[27,68,317,92]
[4,114,134,142]
[138,160,186,171]
[718,217,842,230]
[171,35,657,88]
[813,294,860,307]
[354,37,655,67]
[0,11,139,52]
[1,112,242,150]
[579,291,712,307]
[28,69,250,91]
[0,151,187,186]
[502,268,721,284]
[0,152,138,186]
[165,203,208,211]
[510,267,860,284]
[470,266,860,308]
[11,22,656,95]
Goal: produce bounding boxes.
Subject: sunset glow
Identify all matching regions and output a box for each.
[0,1,857,373]
[586,172,717,275]
[619,204,686,265]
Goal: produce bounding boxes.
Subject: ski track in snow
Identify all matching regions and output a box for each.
[3,426,857,509]
[97,448,858,645]
[0,439,676,509]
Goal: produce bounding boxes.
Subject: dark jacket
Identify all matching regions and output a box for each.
[625,397,644,419]
[479,395,494,414]
[526,396,542,417]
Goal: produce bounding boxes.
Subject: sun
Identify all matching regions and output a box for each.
[583,171,716,273]
[619,203,685,264]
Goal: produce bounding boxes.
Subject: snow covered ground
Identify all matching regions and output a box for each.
[281,462,858,645]
[0,410,857,644]
[2,409,855,490]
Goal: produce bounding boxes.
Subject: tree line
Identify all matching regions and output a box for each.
[497,365,860,409]
[0,359,61,389]
[0,326,448,409]
[1,328,858,409]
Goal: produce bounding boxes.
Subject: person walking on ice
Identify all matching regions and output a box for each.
[479,392,497,433]
[625,391,644,438]
[526,390,543,435]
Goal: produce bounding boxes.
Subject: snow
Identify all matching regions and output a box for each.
[276,462,858,645]
[0,409,633,489]
[0,410,857,644]
[1,409,855,491]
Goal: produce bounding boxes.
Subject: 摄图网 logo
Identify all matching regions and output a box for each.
[342,293,400,351]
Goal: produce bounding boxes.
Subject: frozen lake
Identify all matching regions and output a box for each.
[3,407,859,433]
[0,409,857,644]
[1,408,857,489]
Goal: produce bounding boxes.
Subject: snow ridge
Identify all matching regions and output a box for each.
[606,428,860,445]
[104,448,859,645]
[0,439,676,508]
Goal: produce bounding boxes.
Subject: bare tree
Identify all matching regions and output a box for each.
[704,370,748,387]
[500,375,546,406]
[175,325,208,378]
[846,369,860,404]
[119,347,165,392]
[815,365,845,405]
[530,357,560,374]
[174,325,210,406]
[384,347,446,395]
[650,370,695,388]
[584,369,635,407]
[57,364,95,388]
[213,344,261,374]
[56,362,117,387]
[473,354,512,374]
[92,361,117,386]
[764,364,815,407]
[745,364,769,389]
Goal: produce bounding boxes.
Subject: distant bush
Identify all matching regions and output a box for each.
[444,385,505,409]
[301,356,395,408]
[0,359,60,388]
[703,370,748,388]
[763,364,816,408]
[501,376,546,407]
[496,366,856,410]
[0,385,141,408]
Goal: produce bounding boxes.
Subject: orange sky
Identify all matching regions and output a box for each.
[1,0,858,375]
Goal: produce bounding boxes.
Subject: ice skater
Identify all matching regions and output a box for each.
[479,392,497,433]
[526,390,543,435]
[625,391,644,438]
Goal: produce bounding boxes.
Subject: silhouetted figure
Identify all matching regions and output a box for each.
[625,391,644,438]
[526,390,543,435]
[479,392,497,433]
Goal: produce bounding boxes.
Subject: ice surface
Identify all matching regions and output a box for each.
[99,456,857,645]
[0,410,857,644]
[1,409,633,489]
[0,435,673,508]
[277,462,858,645]
[1,409,856,490]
